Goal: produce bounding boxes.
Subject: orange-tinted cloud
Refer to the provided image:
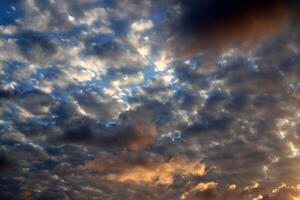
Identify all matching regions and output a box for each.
[293,88,300,100]
[292,196,300,200]
[169,0,299,57]
[126,121,157,150]
[78,153,205,186]
[192,182,218,193]
[180,182,218,200]
[228,184,237,191]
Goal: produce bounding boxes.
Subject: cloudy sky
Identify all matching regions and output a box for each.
[1,0,300,199]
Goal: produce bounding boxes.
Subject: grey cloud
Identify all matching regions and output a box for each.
[73,91,126,119]
[83,40,147,69]
[16,90,57,116]
[16,31,58,64]
[58,116,156,151]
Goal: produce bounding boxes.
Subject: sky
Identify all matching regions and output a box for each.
[1,0,300,199]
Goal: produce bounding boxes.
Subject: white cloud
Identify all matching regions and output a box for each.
[131,19,154,32]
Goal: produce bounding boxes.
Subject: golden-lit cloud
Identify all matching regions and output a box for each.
[79,154,205,186]
[180,182,218,200]
[243,182,260,192]
[252,195,263,200]
[192,182,218,192]
[228,184,237,190]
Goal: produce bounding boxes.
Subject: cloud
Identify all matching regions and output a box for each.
[37,192,70,200]
[16,31,58,64]
[166,0,299,57]
[0,151,13,171]
[1,0,300,199]
[79,153,205,186]
[131,19,154,32]
[59,117,157,150]
[72,91,127,119]
[125,121,157,150]
[84,39,147,69]
[0,89,11,99]
[180,182,218,200]
[15,90,57,116]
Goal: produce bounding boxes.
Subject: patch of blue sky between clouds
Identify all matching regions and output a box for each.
[0,0,23,26]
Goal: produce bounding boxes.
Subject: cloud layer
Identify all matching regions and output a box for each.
[167,0,300,56]
[1,0,300,199]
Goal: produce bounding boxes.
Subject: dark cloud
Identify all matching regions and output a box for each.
[59,117,156,151]
[185,113,232,135]
[37,191,70,200]
[83,38,147,69]
[167,0,300,56]
[0,89,11,99]
[0,151,13,172]
[16,90,57,116]
[16,31,58,64]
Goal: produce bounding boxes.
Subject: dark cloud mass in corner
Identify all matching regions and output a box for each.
[168,0,300,57]
[1,0,300,199]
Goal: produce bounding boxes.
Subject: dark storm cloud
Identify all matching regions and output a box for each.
[167,0,300,56]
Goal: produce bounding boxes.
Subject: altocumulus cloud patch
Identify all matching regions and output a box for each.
[1,0,300,200]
